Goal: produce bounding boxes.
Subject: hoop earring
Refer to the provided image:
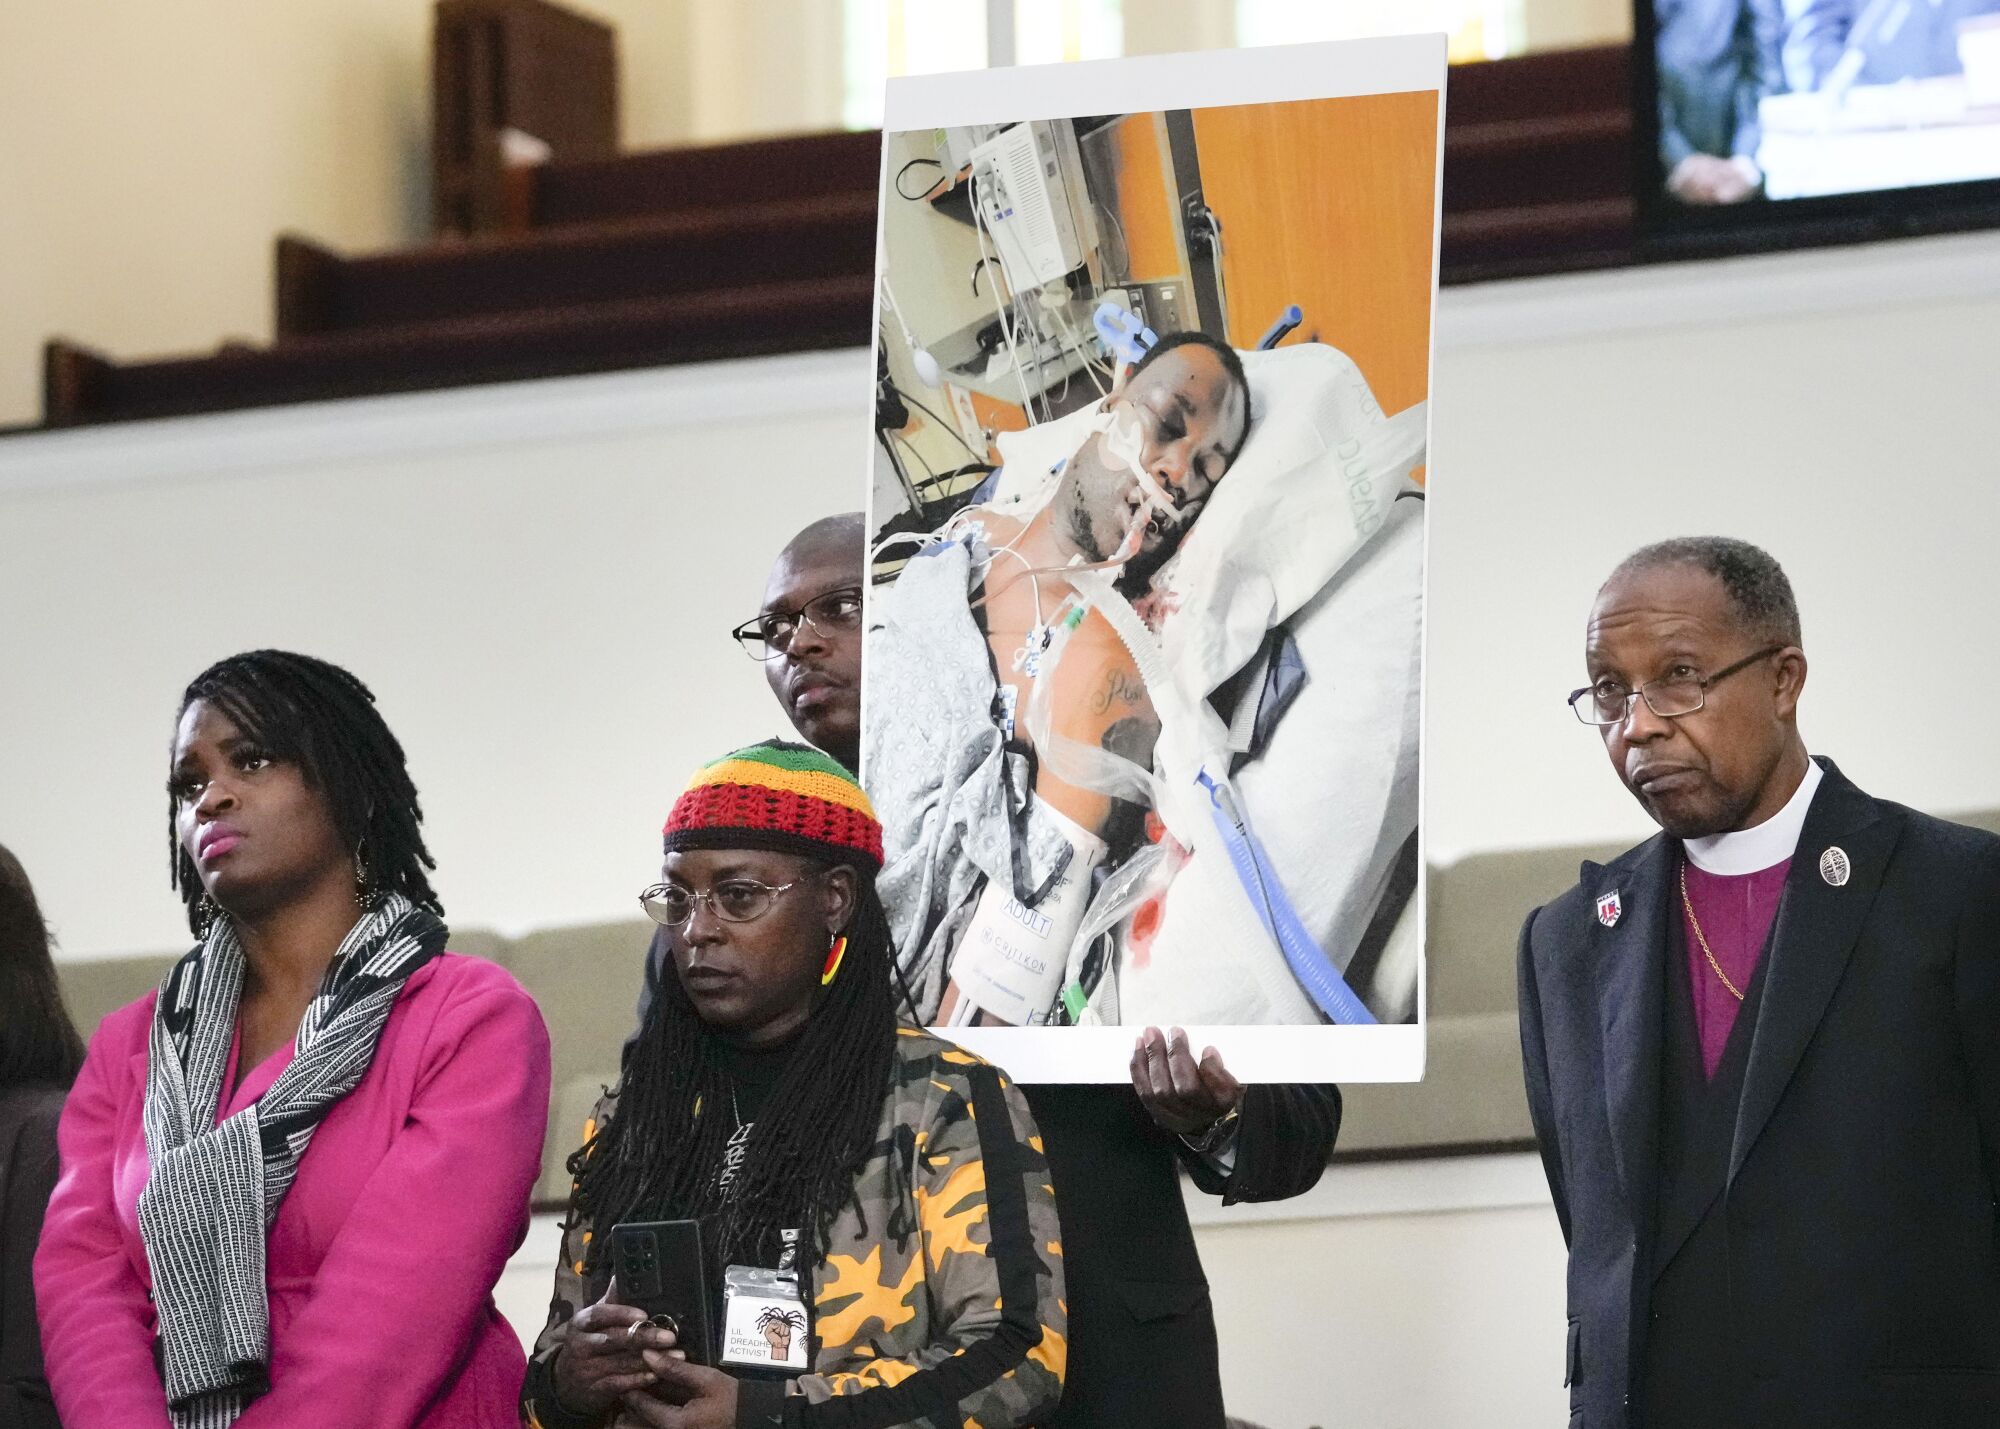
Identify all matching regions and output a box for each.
[820,933,849,987]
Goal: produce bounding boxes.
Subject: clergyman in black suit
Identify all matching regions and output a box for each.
[629,511,1341,1428]
[1518,536,2000,1427]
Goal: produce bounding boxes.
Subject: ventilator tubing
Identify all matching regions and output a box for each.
[945,797,1108,1026]
[1050,563,1379,1025]
[1198,771,1378,1026]
[969,374,1410,1023]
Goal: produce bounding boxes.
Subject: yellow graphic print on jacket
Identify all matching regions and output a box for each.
[528,1026,1066,1429]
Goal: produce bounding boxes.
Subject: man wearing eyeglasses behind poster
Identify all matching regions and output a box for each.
[623,511,1337,1429]
[1517,536,2000,1427]
[728,513,869,774]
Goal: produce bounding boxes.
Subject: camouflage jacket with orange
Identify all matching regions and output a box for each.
[527,1026,1067,1429]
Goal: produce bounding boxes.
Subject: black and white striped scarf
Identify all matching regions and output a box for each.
[137,892,447,1428]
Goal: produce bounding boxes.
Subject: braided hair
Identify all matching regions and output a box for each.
[568,871,899,1277]
[169,650,441,932]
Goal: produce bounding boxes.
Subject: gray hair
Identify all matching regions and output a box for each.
[1608,536,1802,647]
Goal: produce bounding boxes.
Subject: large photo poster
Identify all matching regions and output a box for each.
[860,37,1445,1080]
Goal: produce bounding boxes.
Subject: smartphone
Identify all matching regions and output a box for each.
[609,1219,715,1366]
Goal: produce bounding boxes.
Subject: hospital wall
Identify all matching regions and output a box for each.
[5,228,1998,1427]
[876,126,1006,494]
[1194,92,1439,418]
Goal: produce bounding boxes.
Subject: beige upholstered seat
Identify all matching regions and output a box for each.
[57,805,2000,1186]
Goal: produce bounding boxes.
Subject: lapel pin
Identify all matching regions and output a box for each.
[1819,846,1850,887]
[1596,890,1623,928]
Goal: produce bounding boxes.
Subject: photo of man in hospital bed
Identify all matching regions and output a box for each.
[865,324,1427,1031]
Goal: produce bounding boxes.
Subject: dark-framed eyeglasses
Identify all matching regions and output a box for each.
[639,876,812,928]
[730,588,864,661]
[1568,645,1786,727]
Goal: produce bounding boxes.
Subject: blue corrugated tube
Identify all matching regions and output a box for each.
[1196,769,1378,1025]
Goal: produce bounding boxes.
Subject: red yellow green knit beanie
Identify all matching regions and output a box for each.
[663,739,883,870]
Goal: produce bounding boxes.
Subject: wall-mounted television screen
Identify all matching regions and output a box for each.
[1637,0,2000,242]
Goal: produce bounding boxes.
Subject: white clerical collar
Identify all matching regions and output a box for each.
[1683,757,1823,875]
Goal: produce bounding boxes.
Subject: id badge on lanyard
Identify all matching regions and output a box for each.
[719,1229,811,1374]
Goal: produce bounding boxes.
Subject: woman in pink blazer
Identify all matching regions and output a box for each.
[35,650,550,1429]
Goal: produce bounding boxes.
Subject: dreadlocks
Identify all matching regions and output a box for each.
[568,874,899,1277]
[168,649,441,932]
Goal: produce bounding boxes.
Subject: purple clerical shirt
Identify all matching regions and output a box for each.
[1680,859,1789,1078]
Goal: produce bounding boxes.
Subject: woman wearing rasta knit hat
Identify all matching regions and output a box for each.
[523,741,1067,1429]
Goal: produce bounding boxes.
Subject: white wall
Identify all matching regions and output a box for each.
[1202,1201,1569,1428]
[1424,228,2000,865]
[0,353,875,958]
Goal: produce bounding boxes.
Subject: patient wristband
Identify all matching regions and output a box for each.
[948,799,1107,1025]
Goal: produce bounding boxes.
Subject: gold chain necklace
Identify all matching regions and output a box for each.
[1679,861,1746,1003]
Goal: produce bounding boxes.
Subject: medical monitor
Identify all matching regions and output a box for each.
[1635,0,2000,247]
